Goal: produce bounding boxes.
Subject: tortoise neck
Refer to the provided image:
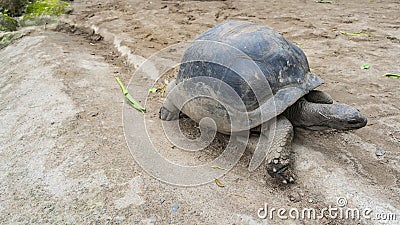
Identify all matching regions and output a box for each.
[284,99,331,130]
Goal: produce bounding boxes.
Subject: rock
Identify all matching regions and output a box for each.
[172,205,179,212]
[375,147,385,157]
[0,31,26,49]
[19,15,58,27]
[288,192,301,202]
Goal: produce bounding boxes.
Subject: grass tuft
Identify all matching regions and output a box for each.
[24,0,71,18]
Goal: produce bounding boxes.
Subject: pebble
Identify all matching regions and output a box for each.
[288,192,301,202]
[172,205,179,212]
[320,217,328,224]
[375,147,385,157]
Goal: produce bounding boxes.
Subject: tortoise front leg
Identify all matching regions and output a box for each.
[248,115,295,184]
[159,80,180,121]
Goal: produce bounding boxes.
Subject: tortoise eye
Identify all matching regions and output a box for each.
[348,119,359,124]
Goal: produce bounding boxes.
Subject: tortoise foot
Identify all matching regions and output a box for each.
[159,106,180,121]
[266,158,295,184]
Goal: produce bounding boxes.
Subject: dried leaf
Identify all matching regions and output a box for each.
[215,178,225,188]
[211,165,227,171]
[160,84,167,97]
[340,31,373,37]
[227,193,247,198]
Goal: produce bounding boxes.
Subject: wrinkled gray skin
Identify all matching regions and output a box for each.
[284,90,367,131]
[160,88,367,184]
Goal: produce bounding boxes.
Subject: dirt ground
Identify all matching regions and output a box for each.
[0,0,399,224]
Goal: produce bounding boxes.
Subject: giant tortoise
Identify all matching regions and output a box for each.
[159,20,367,183]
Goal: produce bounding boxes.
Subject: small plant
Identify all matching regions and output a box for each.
[0,12,18,31]
[24,0,71,18]
[0,0,30,17]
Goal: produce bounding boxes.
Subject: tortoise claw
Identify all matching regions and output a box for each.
[266,158,295,184]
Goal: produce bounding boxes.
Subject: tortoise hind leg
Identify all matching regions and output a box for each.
[159,80,180,121]
[248,115,295,184]
[305,90,333,104]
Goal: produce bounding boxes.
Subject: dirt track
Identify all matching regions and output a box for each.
[0,0,399,224]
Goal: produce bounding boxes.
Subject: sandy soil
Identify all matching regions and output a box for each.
[0,0,399,224]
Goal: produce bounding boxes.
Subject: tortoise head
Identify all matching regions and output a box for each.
[286,100,368,130]
[315,103,368,130]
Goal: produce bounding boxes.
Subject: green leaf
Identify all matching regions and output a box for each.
[115,76,146,112]
[360,63,370,70]
[383,73,400,78]
[340,31,373,37]
[149,87,158,93]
